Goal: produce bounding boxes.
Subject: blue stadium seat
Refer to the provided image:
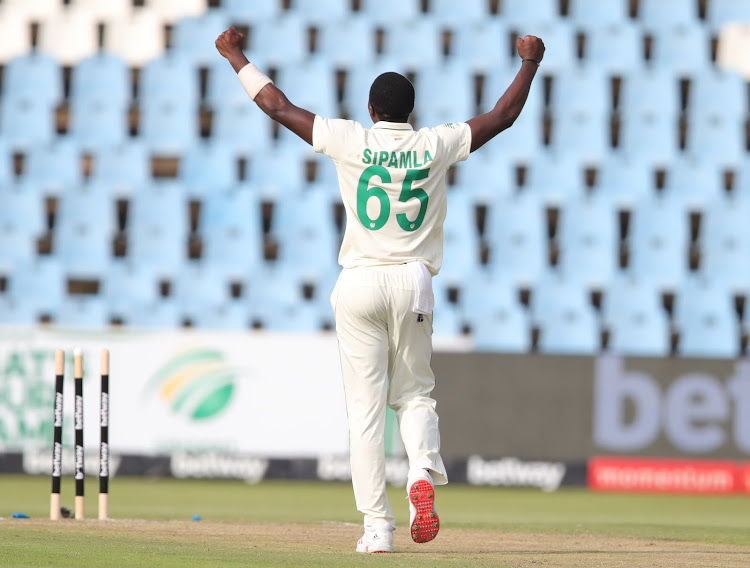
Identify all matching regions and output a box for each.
[5,258,66,321]
[380,20,444,70]
[415,62,476,128]
[54,185,116,278]
[0,141,13,185]
[699,195,750,292]
[686,68,747,123]
[358,0,421,25]
[178,141,238,198]
[101,260,161,319]
[128,181,190,278]
[316,16,379,69]
[529,268,593,324]
[246,14,308,67]
[200,185,265,279]
[662,156,724,211]
[522,154,583,205]
[431,296,466,338]
[221,0,282,22]
[0,295,38,325]
[68,53,131,149]
[649,23,713,74]
[272,186,339,279]
[0,53,62,150]
[55,296,110,329]
[274,57,339,119]
[707,0,750,33]
[582,22,645,74]
[602,275,670,356]
[638,0,699,30]
[674,275,739,358]
[485,190,547,287]
[556,192,618,288]
[0,184,46,271]
[190,300,251,330]
[250,144,311,196]
[627,191,689,291]
[449,19,513,73]
[450,151,515,203]
[684,114,746,169]
[517,21,577,72]
[427,0,489,27]
[502,0,559,26]
[171,10,231,66]
[568,0,630,27]
[88,141,151,198]
[292,0,353,25]
[619,69,680,119]
[125,298,182,329]
[440,190,482,287]
[465,273,531,353]
[250,266,327,331]
[549,111,610,164]
[206,59,274,155]
[23,140,83,196]
[595,154,654,208]
[617,114,680,165]
[171,261,233,321]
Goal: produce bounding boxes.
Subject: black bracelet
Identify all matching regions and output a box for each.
[522,58,540,67]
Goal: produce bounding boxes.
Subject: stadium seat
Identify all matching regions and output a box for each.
[618,68,680,120]
[582,22,645,74]
[707,0,750,33]
[190,300,251,330]
[178,141,239,198]
[518,21,577,73]
[522,153,583,205]
[88,141,151,198]
[638,0,699,30]
[431,297,466,338]
[440,190,482,287]
[662,156,724,211]
[292,0,352,25]
[171,10,231,66]
[556,192,618,288]
[502,0,559,26]
[69,51,131,115]
[250,266,326,331]
[221,0,282,22]
[55,296,110,329]
[380,19,444,70]
[449,19,513,73]
[627,191,689,291]
[0,184,46,271]
[200,185,265,279]
[0,141,13,185]
[617,113,680,165]
[54,185,116,278]
[595,154,654,208]
[104,7,166,66]
[358,0,421,25]
[699,195,750,292]
[673,275,739,358]
[686,68,747,124]
[246,14,308,67]
[549,111,610,164]
[427,0,488,27]
[274,57,339,119]
[568,0,630,27]
[5,258,66,321]
[464,273,531,353]
[316,16,379,69]
[0,295,38,325]
[124,298,182,329]
[649,23,713,75]
[602,274,670,356]
[23,140,84,196]
[485,190,547,287]
[250,144,311,197]
[37,6,99,65]
[127,181,190,277]
[450,151,515,204]
[535,277,600,355]
[0,53,63,150]
[171,261,233,321]
[101,260,161,320]
[414,63,476,127]
[684,114,746,170]
[206,59,274,155]
[272,186,339,279]
[0,6,33,63]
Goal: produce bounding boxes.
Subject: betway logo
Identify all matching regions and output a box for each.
[170,452,268,483]
[316,456,409,486]
[23,449,121,477]
[594,356,750,453]
[467,456,566,492]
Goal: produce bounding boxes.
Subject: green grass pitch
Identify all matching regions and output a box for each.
[0,474,748,567]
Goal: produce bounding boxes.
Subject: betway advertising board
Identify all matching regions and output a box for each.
[0,327,349,457]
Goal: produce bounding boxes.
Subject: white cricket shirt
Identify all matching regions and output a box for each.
[313,117,471,275]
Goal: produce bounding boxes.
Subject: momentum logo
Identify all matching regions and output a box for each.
[144,349,238,421]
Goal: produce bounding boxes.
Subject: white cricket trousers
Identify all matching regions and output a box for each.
[331,264,447,529]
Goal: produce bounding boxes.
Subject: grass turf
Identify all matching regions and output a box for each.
[1,475,748,567]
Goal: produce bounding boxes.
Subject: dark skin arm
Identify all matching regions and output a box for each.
[215,27,315,145]
[466,35,545,153]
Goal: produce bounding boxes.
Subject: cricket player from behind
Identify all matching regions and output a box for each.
[216,26,544,554]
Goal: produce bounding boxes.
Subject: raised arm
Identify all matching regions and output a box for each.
[466,35,545,153]
[215,27,315,145]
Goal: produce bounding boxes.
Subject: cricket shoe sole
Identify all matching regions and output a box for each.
[408,479,439,543]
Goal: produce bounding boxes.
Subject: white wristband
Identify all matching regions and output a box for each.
[237,63,273,100]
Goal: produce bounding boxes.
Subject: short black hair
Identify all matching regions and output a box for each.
[368,72,415,122]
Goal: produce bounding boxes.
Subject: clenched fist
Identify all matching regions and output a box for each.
[216,27,250,72]
[517,35,545,63]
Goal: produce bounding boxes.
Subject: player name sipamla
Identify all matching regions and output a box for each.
[361,148,434,168]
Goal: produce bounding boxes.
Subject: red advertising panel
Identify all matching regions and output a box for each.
[742,463,750,494]
[588,456,741,494]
